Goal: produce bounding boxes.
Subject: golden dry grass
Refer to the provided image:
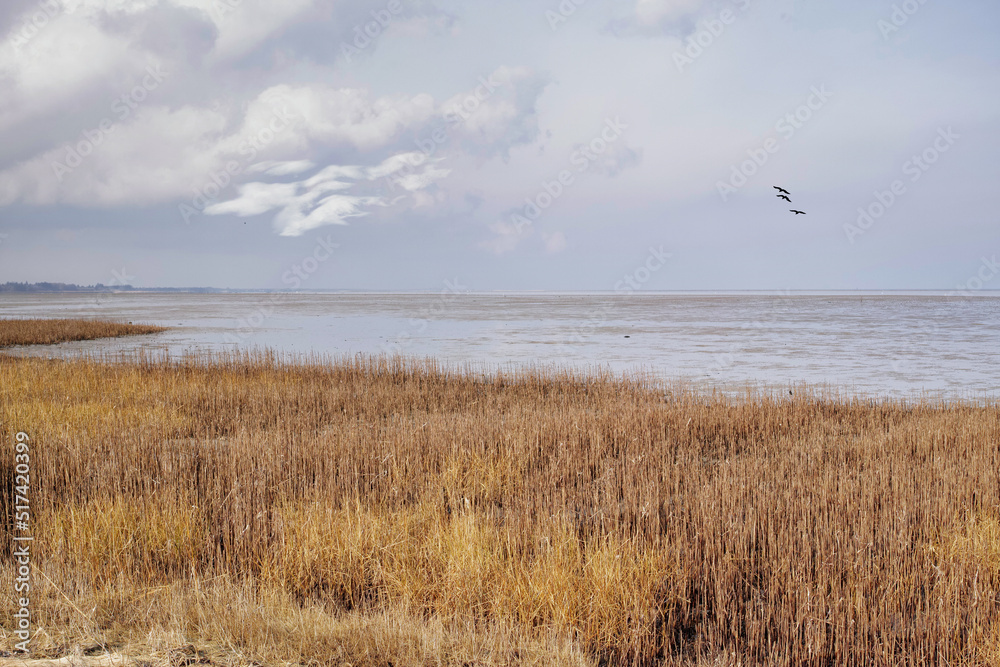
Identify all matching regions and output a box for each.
[0,319,166,348]
[0,351,998,666]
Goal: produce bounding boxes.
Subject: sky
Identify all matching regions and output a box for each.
[0,0,997,291]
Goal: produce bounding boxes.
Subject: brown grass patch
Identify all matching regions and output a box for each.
[0,352,998,665]
[0,318,166,348]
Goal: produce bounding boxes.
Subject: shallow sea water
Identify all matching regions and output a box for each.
[2,292,998,400]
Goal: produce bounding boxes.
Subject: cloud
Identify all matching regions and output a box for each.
[203,153,451,236]
[0,67,547,213]
[0,11,135,133]
[608,0,721,36]
[101,2,219,65]
[203,181,302,217]
[247,159,316,176]
[542,231,567,254]
[577,140,644,178]
[481,218,531,255]
[393,161,451,193]
[252,0,457,66]
[0,104,229,206]
[185,0,317,62]
[268,84,437,152]
[443,66,549,160]
[481,224,567,256]
[0,1,550,240]
[0,0,455,158]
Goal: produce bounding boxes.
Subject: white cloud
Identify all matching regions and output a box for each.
[0,12,134,132]
[366,152,421,179]
[185,0,316,62]
[443,66,549,159]
[203,153,451,236]
[202,181,301,217]
[302,165,366,185]
[273,85,437,151]
[394,160,451,192]
[247,159,316,176]
[0,104,228,206]
[274,194,376,237]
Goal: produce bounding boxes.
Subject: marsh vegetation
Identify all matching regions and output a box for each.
[0,318,165,348]
[0,351,997,665]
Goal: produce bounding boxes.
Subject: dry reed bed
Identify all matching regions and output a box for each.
[0,318,166,348]
[0,351,998,666]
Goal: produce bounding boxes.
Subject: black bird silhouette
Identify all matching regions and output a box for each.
[790,209,806,215]
[773,186,790,195]
[777,194,791,202]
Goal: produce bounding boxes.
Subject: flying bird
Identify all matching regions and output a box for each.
[773,186,791,195]
[790,210,806,215]
[777,194,791,202]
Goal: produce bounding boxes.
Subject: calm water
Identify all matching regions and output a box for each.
[2,292,998,400]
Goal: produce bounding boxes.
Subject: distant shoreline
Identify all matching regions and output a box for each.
[3,282,1000,296]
